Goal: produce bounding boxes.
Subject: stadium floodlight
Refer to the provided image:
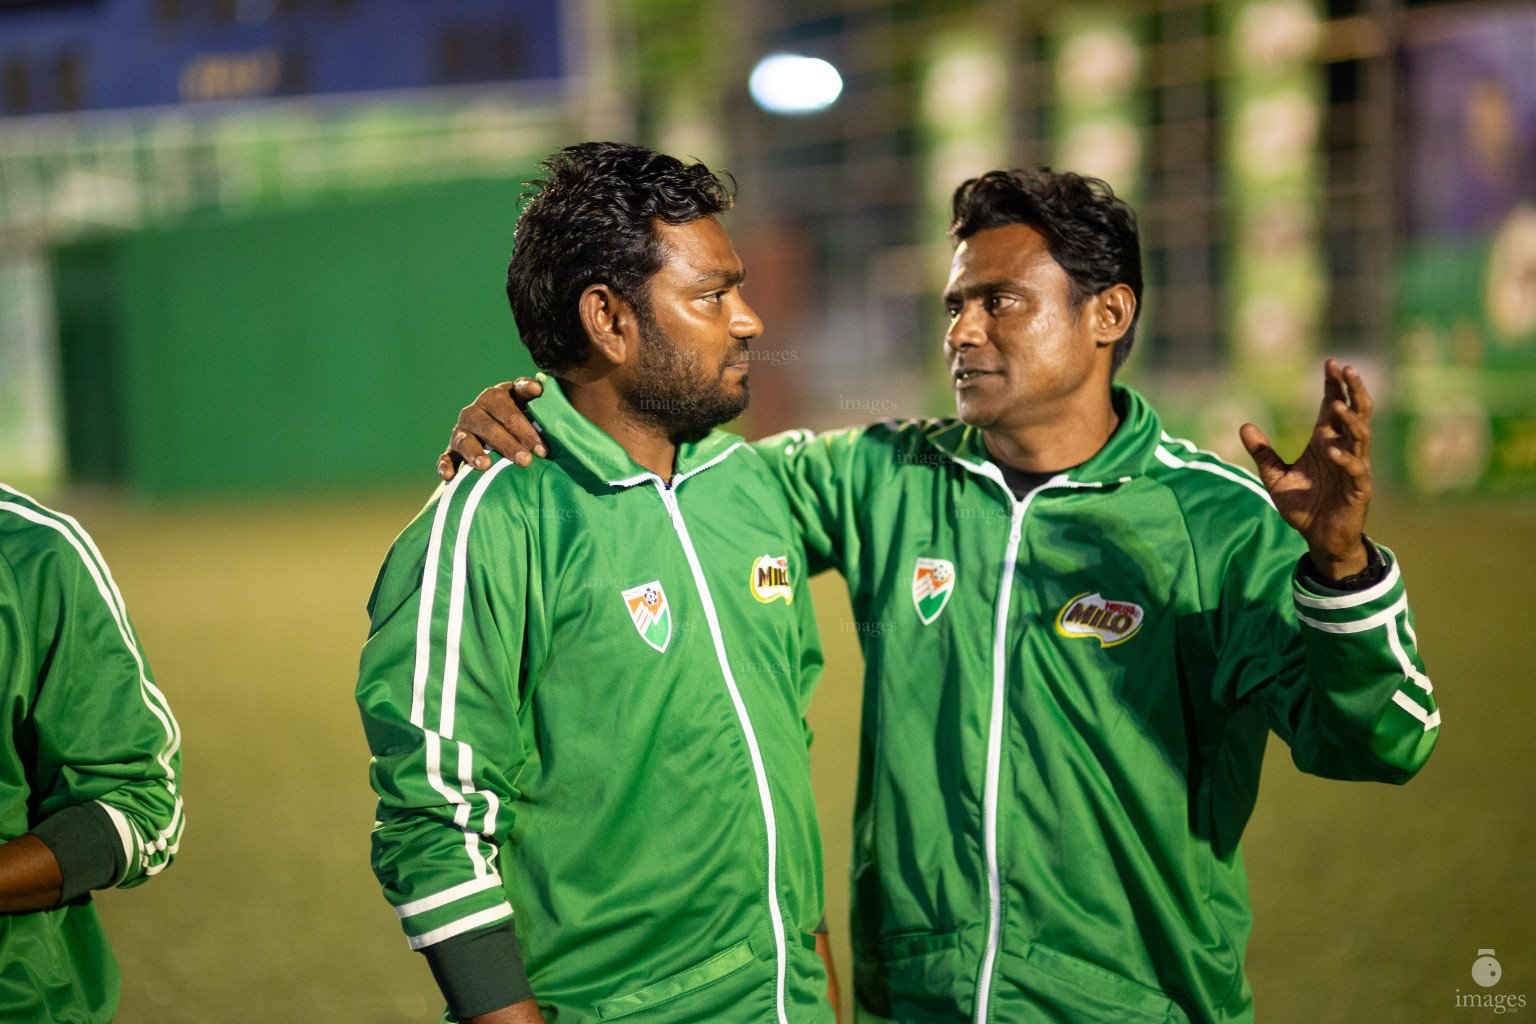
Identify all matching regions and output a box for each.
[749,54,843,114]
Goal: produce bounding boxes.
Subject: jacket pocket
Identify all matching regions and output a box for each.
[855,929,965,1021]
[594,939,755,1020]
[1003,944,1191,1023]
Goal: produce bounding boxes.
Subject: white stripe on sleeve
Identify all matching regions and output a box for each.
[407,902,514,950]
[1292,559,1402,609]
[1295,595,1409,634]
[394,873,504,920]
[440,460,514,739]
[1386,616,1433,695]
[425,730,489,878]
[95,801,137,884]
[412,473,473,728]
[1392,689,1441,731]
[458,738,500,841]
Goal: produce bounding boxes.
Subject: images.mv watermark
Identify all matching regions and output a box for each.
[1456,949,1526,1014]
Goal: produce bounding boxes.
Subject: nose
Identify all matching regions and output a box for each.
[731,295,763,340]
[945,302,985,355]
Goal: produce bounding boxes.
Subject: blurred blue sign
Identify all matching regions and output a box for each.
[0,0,564,116]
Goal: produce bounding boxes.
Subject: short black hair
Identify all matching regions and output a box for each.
[507,141,735,372]
[949,168,1143,373]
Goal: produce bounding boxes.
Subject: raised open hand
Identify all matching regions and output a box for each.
[438,377,546,480]
[1239,358,1373,580]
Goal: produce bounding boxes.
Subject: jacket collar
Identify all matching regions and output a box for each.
[526,372,742,489]
[928,382,1164,486]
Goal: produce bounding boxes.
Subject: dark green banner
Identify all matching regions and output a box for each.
[54,176,539,496]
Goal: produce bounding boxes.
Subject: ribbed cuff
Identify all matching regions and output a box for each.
[30,802,126,903]
[422,918,534,1020]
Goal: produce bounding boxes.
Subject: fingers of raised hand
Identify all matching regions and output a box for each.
[437,450,462,481]
[1320,359,1375,418]
[1322,358,1348,412]
[1328,398,1372,459]
[1239,422,1288,487]
[1341,362,1374,421]
[1325,443,1373,497]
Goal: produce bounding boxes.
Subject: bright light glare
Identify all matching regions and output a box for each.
[749,54,843,114]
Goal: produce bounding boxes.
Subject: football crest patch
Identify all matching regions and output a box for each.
[912,557,956,624]
[1055,592,1144,647]
[622,580,672,653]
[750,555,793,604]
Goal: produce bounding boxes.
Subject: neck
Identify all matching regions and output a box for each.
[982,387,1120,473]
[561,377,679,482]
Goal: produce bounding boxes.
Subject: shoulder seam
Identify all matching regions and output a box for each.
[1151,438,1275,510]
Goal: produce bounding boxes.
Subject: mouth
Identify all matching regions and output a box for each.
[952,368,999,387]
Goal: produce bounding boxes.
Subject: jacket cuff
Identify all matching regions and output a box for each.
[29,802,126,903]
[1291,542,1408,637]
[422,918,534,1019]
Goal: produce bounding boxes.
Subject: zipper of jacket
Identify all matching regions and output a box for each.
[973,482,1032,1024]
[654,479,791,1024]
[969,471,1106,1024]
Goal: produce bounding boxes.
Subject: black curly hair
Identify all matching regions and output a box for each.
[949,168,1143,373]
[507,142,735,372]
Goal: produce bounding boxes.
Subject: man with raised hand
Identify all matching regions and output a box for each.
[0,485,183,1023]
[442,168,1438,1024]
[357,142,838,1024]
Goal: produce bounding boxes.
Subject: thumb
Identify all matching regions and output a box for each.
[1239,423,1286,488]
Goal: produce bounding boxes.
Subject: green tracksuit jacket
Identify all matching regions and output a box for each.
[754,383,1439,1024]
[0,486,183,1024]
[358,376,834,1024]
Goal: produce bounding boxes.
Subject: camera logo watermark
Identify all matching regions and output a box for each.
[1476,951,1504,988]
[1456,949,1526,1014]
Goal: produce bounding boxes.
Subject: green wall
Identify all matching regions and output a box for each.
[54,176,538,495]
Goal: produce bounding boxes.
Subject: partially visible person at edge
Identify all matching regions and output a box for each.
[0,485,184,1023]
[357,142,841,1024]
[440,167,1439,1024]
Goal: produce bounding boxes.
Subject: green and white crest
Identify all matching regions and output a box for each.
[622,580,672,653]
[912,557,956,625]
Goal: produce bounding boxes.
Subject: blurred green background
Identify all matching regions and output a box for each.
[2,0,1534,1019]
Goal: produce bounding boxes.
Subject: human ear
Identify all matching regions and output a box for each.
[1091,284,1137,348]
[578,284,634,366]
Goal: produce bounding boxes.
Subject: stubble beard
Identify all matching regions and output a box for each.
[619,303,750,443]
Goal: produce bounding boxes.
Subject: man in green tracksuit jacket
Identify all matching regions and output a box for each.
[753,387,1435,1024]
[0,484,184,1023]
[443,168,1438,1023]
[358,143,836,1024]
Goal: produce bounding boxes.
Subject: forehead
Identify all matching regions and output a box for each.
[946,222,1060,292]
[652,216,741,277]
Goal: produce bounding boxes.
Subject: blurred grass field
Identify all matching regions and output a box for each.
[64,489,1535,1023]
